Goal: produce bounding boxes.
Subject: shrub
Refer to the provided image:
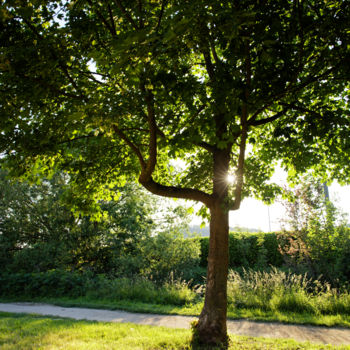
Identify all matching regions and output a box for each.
[0,270,199,306]
[279,176,350,285]
[0,270,87,298]
[199,232,284,270]
[140,231,201,283]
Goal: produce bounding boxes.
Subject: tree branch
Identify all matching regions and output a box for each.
[77,70,107,84]
[249,63,340,125]
[113,0,139,30]
[195,141,216,153]
[20,73,83,101]
[295,0,305,82]
[139,83,157,180]
[201,46,216,81]
[21,18,85,100]
[208,25,220,66]
[87,0,116,37]
[112,124,146,168]
[231,95,249,210]
[138,0,144,28]
[140,110,165,138]
[57,133,104,145]
[156,0,167,32]
[139,177,213,207]
[280,102,322,118]
[248,109,286,127]
[106,1,117,36]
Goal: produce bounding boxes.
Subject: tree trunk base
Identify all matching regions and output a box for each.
[192,313,229,349]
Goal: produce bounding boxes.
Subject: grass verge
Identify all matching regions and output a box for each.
[1,312,349,350]
[1,296,350,328]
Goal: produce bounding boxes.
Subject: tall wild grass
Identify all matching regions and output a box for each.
[85,275,198,306]
[0,270,199,306]
[227,267,350,315]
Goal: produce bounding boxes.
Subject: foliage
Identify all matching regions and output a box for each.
[198,232,284,270]
[1,0,349,197]
[86,276,198,306]
[0,170,74,271]
[0,270,198,307]
[279,176,350,284]
[140,231,201,283]
[1,1,350,342]
[0,169,201,281]
[0,270,87,298]
[0,169,155,274]
[3,268,350,328]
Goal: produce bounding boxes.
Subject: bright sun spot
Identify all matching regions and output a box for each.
[226,174,235,184]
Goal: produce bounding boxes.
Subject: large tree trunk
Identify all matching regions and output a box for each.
[194,145,230,346]
[195,201,229,346]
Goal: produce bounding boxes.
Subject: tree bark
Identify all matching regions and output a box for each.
[195,201,229,346]
[194,147,230,347]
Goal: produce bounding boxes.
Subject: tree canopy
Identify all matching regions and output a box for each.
[1,0,349,346]
[1,1,349,204]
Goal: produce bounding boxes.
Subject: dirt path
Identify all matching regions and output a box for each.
[1,302,350,346]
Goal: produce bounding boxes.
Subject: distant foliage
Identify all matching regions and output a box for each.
[0,271,198,306]
[198,232,284,270]
[2,168,350,289]
[0,170,155,275]
[0,270,86,298]
[0,169,201,283]
[279,176,350,285]
[139,231,201,283]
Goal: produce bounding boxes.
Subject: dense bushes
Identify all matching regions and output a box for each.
[0,270,87,298]
[198,231,284,270]
[2,169,350,304]
[0,270,199,306]
[0,170,202,283]
[139,231,201,282]
[2,267,350,317]
[278,177,350,285]
[199,224,350,287]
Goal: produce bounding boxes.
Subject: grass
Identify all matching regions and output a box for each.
[2,268,350,328]
[226,268,350,325]
[1,312,349,350]
[2,295,350,329]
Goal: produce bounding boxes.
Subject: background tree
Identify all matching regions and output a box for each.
[1,0,349,346]
[0,170,155,274]
[279,176,350,283]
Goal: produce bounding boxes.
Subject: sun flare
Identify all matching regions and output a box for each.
[226,174,235,184]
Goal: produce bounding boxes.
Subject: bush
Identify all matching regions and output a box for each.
[279,176,350,285]
[0,270,199,306]
[140,231,201,283]
[199,232,284,270]
[0,270,87,298]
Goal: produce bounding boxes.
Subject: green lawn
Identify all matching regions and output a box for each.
[1,312,349,350]
[2,296,350,329]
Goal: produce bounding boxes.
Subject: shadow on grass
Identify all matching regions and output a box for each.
[0,312,194,349]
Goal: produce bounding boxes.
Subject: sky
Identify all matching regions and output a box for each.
[190,167,350,232]
[229,180,350,232]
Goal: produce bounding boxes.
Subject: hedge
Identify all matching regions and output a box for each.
[198,232,284,269]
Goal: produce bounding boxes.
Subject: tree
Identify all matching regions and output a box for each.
[0,170,75,271]
[0,169,155,274]
[279,175,350,283]
[1,0,349,346]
